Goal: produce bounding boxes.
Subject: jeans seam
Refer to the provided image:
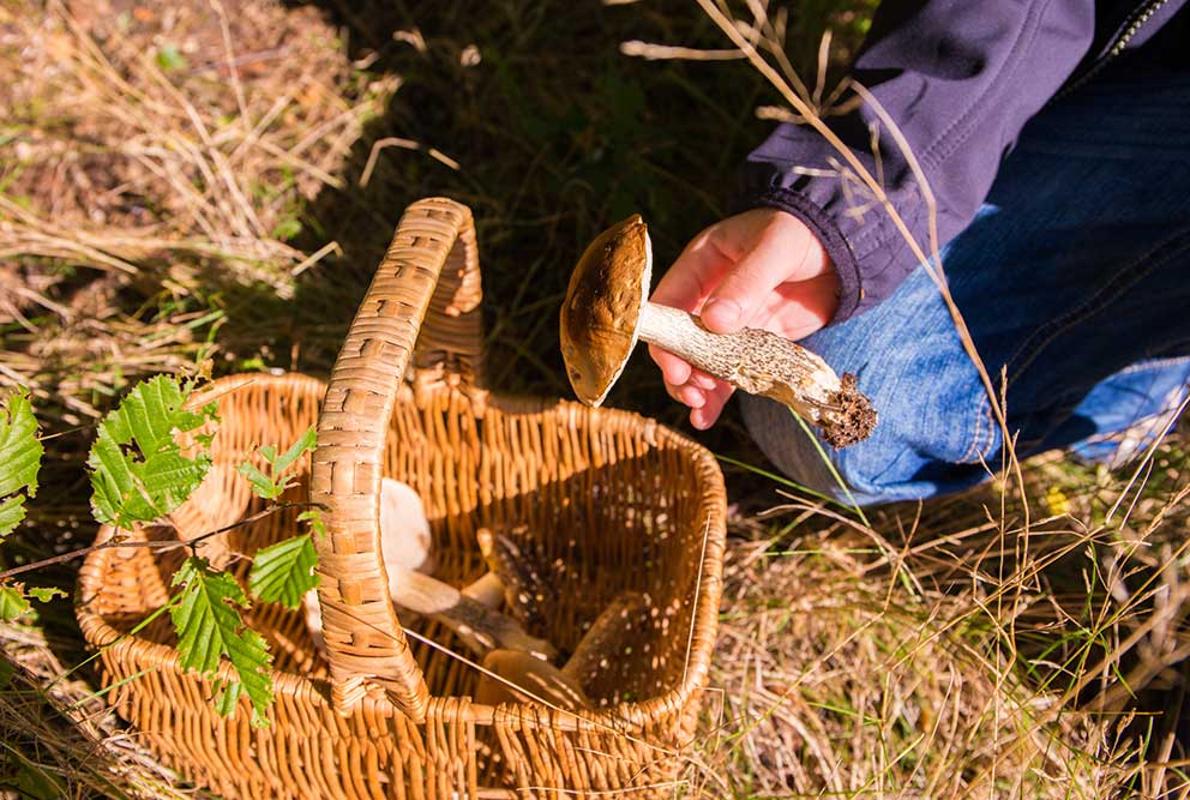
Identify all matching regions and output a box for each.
[958,394,984,462]
[961,391,997,463]
[1004,227,1190,386]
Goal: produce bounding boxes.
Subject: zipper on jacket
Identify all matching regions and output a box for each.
[1055,0,1172,101]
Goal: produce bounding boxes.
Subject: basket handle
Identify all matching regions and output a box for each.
[310,198,483,721]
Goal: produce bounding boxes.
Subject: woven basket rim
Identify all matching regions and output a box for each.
[76,371,727,731]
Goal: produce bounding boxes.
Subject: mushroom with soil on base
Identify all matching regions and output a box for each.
[560,215,876,448]
[303,478,556,661]
[475,591,653,712]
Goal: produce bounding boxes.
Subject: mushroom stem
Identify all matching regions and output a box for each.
[475,591,653,711]
[636,302,876,448]
[390,566,558,662]
[460,571,506,608]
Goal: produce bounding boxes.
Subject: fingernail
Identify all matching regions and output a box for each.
[703,298,741,329]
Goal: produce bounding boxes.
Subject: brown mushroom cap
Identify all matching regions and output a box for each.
[560,214,652,406]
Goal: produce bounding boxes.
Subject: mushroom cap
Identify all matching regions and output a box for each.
[475,649,590,711]
[560,214,653,406]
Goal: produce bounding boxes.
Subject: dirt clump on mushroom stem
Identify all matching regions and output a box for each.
[822,373,877,448]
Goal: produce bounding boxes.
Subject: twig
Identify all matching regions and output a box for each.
[0,501,323,582]
[619,41,744,61]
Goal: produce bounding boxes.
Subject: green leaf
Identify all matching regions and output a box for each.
[156,43,188,72]
[212,678,242,718]
[0,586,31,622]
[0,497,27,541]
[248,533,319,610]
[87,376,217,528]
[0,389,41,539]
[236,461,281,500]
[273,427,316,474]
[299,508,326,540]
[27,587,66,603]
[0,390,41,498]
[170,557,274,725]
[272,218,302,241]
[8,753,65,800]
[238,427,315,501]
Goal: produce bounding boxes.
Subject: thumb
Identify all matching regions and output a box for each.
[701,216,829,333]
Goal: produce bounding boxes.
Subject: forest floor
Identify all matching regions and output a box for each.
[1,1,1187,797]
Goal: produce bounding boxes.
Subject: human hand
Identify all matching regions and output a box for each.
[648,207,839,429]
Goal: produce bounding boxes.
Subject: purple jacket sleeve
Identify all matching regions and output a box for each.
[740,0,1096,322]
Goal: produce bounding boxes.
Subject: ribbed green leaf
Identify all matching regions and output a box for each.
[236,461,281,500]
[170,557,274,725]
[87,376,218,528]
[237,426,315,501]
[0,497,27,541]
[248,533,319,609]
[272,426,316,474]
[0,586,31,622]
[0,390,41,539]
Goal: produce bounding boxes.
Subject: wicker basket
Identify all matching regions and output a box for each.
[76,198,727,799]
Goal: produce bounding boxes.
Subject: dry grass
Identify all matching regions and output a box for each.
[2,1,1188,798]
[0,621,202,799]
[0,0,386,422]
[691,429,1187,797]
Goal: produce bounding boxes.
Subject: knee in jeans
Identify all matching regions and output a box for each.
[741,384,995,505]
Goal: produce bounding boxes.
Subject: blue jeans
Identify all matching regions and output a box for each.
[741,58,1190,505]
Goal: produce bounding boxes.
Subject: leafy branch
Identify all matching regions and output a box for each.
[0,389,52,622]
[171,557,274,725]
[242,431,322,610]
[0,375,325,726]
[0,389,42,541]
[0,501,321,582]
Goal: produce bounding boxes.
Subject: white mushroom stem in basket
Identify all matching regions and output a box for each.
[303,478,556,662]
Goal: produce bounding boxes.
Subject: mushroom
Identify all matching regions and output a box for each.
[474,649,591,711]
[560,215,877,448]
[474,527,555,631]
[303,478,556,661]
[475,591,651,711]
[379,477,434,575]
[393,567,556,661]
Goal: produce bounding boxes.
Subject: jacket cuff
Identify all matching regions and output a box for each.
[746,188,863,324]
